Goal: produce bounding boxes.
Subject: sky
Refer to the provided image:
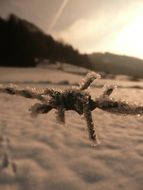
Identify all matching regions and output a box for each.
[1,0,143,59]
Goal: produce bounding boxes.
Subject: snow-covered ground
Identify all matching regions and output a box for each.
[0,67,143,190]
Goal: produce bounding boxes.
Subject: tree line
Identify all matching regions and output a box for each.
[0,14,91,68]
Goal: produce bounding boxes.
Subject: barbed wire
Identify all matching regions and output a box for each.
[0,72,142,144]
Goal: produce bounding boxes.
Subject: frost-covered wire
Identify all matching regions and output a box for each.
[0,72,143,144]
[79,72,101,90]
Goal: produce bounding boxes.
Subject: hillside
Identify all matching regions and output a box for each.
[0,14,90,68]
[1,14,143,78]
[89,52,143,78]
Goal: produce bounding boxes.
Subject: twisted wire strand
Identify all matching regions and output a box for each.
[0,85,46,102]
[95,99,143,115]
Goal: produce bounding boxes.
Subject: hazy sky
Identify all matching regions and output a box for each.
[1,0,143,58]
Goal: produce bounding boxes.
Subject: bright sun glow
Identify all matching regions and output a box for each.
[54,4,143,59]
[116,13,143,58]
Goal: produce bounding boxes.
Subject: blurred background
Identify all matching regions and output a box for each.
[0,0,143,78]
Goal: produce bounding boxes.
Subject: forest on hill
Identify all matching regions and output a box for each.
[0,14,91,68]
[0,14,143,78]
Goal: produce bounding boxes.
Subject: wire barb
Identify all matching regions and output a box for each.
[79,72,101,90]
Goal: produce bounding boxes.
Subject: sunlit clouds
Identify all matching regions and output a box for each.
[116,13,143,58]
[1,0,143,58]
[53,1,143,58]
